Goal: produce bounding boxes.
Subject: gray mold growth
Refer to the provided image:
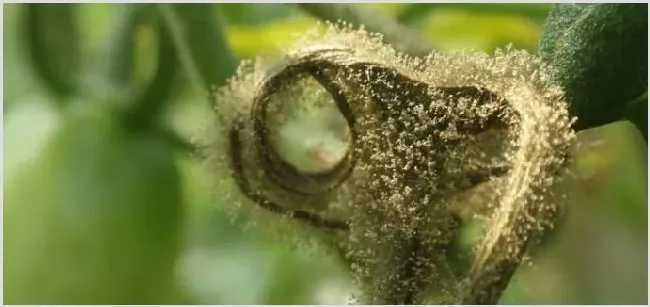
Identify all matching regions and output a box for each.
[197,23,576,304]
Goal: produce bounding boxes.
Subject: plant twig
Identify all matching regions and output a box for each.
[159,4,238,102]
[296,3,435,57]
[158,4,239,155]
[102,4,149,94]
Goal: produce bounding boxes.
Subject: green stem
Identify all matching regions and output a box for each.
[125,13,179,130]
[102,4,152,96]
[158,4,238,103]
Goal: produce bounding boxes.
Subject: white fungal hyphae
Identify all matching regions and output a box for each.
[197,23,576,304]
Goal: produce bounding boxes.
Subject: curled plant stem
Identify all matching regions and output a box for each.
[229,116,350,230]
[296,3,435,57]
[251,62,357,196]
[224,46,529,304]
[211,25,574,305]
[227,51,512,232]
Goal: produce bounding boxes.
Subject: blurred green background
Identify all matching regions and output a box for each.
[3,3,647,304]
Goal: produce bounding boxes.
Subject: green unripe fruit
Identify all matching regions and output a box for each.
[4,101,183,304]
[539,4,648,138]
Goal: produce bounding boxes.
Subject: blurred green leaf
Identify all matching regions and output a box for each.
[552,133,648,304]
[622,90,648,140]
[367,3,410,17]
[417,8,542,52]
[159,4,238,103]
[224,17,318,59]
[572,121,648,234]
[219,4,416,59]
[297,3,433,56]
[4,4,46,110]
[178,212,274,305]
[527,121,648,258]
[539,4,648,138]
[4,100,183,304]
[220,3,302,26]
[503,120,648,304]
[263,252,313,304]
[4,98,61,180]
[23,4,81,101]
[78,4,118,55]
[398,4,552,25]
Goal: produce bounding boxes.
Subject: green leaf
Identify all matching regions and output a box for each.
[220,3,302,26]
[22,4,81,101]
[416,8,543,52]
[539,4,648,138]
[159,4,238,102]
[223,17,318,59]
[397,4,552,25]
[4,101,183,304]
[572,121,648,234]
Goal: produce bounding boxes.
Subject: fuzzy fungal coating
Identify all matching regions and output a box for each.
[196,23,576,304]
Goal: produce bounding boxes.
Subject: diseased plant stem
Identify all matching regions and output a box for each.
[296,3,435,57]
[175,8,578,304]
[459,235,530,304]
